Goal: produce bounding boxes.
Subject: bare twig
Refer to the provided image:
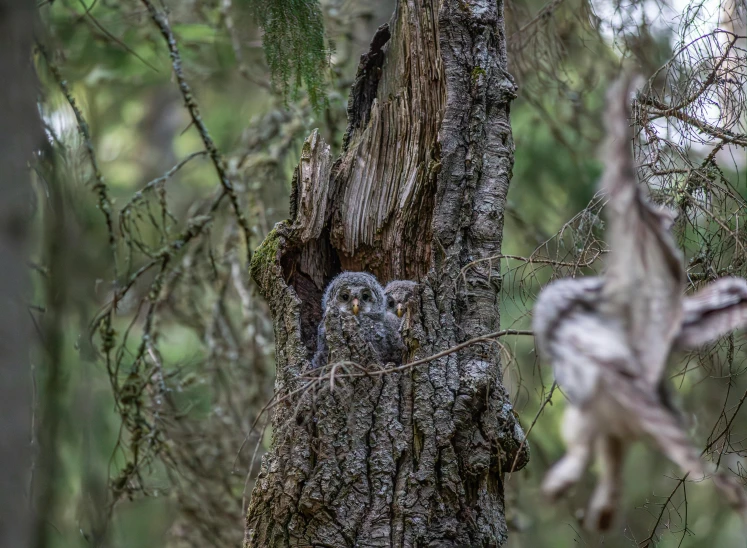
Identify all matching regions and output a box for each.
[140,0,254,262]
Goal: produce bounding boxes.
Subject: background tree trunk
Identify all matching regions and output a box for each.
[245,0,528,545]
[0,2,40,547]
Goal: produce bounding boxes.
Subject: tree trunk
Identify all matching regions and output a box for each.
[0,2,40,547]
[245,0,527,545]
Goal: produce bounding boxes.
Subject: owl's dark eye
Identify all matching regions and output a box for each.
[361,291,371,302]
[340,292,350,302]
[387,298,395,308]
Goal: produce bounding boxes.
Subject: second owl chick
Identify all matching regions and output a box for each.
[384,280,419,319]
[312,272,404,368]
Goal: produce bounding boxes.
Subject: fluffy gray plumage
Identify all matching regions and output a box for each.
[384,280,418,319]
[533,76,747,530]
[312,272,404,369]
[383,280,416,363]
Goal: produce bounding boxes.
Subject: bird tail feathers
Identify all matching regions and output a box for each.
[613,380,747,520]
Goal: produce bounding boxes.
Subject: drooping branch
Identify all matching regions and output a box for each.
[141,0,254,262]
[38,43,119,278]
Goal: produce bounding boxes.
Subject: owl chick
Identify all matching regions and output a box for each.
[311,272,404,369]
[384,280,418,319]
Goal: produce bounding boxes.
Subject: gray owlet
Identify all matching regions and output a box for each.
[384,280,418,320]
[384,280,418,353]
[312,272,404,369]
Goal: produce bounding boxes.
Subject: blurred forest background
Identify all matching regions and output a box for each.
[27,0,746,546]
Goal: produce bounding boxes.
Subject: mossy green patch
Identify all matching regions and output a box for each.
[249,226,282,283]
[471,66,486,83]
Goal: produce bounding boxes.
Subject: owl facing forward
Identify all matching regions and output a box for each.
[312,272,404,369]
[384,280,418,319]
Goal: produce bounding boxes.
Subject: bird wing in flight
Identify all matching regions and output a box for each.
[676,277,747,349]
[533,277,639,406]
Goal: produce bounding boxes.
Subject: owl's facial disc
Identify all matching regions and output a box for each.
[336,284,378,316]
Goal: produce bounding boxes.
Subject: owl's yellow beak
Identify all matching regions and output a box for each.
[352,297,360,315]
[396,304,404,318]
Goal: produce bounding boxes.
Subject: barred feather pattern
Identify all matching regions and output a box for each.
[607,373,747,519]
[534,75,747,530]
[600,76,685,387]
[676,277,747,349]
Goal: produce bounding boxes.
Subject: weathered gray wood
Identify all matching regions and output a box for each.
[245,0,527,545]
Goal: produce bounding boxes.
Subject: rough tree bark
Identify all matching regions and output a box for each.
[245,0,527,545]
